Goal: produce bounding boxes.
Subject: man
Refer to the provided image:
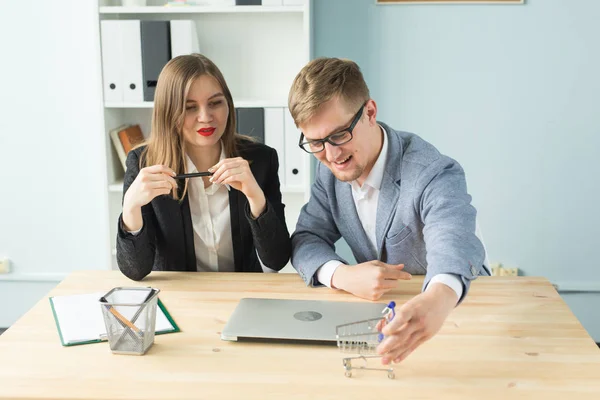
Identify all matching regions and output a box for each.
[288,57,488,365]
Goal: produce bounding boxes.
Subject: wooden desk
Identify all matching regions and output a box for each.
[0,271,599,399]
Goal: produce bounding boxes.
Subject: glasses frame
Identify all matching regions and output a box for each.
[298,103,366,154]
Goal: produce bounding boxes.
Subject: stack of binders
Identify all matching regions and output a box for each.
[168,1,305,5]
[100,20,200,103]
[236,107,304,190]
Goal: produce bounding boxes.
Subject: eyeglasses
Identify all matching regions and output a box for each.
[298,103,365,154]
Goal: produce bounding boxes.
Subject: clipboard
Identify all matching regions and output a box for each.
[49,291,180,346]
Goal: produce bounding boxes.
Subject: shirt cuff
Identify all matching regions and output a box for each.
[121,217,142,236]
[246,200,268,221]
[257,249,278,273]
[427,273,463,304]
[316,261,344,288]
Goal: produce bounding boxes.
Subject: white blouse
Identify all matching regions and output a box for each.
[185,148,234,272]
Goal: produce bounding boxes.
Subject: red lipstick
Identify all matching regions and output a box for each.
[197,127,216,137]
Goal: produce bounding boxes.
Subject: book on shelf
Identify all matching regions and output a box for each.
[109,124,145,171]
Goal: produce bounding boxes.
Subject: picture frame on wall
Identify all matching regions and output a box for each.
[376,0,524,4]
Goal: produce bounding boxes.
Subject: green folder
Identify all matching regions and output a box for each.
[49,292,180,347]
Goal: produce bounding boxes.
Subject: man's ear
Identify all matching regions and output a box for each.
[366,99,378,125]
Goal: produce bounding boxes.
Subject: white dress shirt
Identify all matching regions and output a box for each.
[316,125,463,303]
[186,149,235,272]
[125,143,275,273]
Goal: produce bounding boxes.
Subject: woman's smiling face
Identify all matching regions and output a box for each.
[181,74,229,149]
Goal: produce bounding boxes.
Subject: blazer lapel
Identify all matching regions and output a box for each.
[375,124,403,257]
[336,180,377,261]
[228,188,242,272]
[375,174,401,258]
[180,194,197,272]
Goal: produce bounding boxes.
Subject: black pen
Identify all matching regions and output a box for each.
[173,171,213,179]
[142,288,156,303]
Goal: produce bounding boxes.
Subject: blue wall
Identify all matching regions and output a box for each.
[312,0,600,340]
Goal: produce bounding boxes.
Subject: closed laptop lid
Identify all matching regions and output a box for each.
[221,298,389,343]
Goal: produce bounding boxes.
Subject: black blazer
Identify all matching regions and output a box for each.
[116,139,292,281]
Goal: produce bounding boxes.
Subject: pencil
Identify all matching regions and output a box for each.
[174,171,213,179]
[110,289,157,346]
[100,294,147,335]
[107,306,142,335]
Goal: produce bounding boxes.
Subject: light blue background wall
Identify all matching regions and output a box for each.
[312,0,600,340]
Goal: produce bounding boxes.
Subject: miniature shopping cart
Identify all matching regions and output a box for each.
[335,301,396,379]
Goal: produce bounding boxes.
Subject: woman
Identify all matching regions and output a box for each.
[116,53,291,280]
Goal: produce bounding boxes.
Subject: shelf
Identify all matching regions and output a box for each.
[282,186,306,194]
[99,6,304,14]
[105,99,289,108]
[236,99,290,108]
[108,181,124,192]
[99,1,311,261]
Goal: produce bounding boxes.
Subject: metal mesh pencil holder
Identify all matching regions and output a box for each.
[99,287,160,355]
[335,301,396,379]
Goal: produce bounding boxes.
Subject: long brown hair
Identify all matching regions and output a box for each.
[139,53,241,200]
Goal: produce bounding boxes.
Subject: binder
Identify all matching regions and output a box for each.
[284,108,304,189]
[49,292,180,347]
[100,21,123,103]
[264,107,286,187]
[120,20,144,103]
[236,108,265,143]
[100,20,199,104]
[141,21,172,102]
[170,20,200,58]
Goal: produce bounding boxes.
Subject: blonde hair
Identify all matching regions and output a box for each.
[139,53,240,200]
[288,57,370,126]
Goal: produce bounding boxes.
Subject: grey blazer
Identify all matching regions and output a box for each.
[291,122,488,302]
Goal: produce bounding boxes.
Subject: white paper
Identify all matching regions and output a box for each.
[50,291,175,345]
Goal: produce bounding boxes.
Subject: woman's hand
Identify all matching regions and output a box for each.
[122,165,177,231]
[209,157,266,218]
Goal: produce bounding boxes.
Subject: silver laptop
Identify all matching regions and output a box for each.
[221,298,389,343]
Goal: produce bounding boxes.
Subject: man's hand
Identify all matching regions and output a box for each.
[331,261,412,301]
[376,282,458,364]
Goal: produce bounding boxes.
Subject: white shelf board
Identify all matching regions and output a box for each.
[99,6,303,14]
[281,186,306,194]
[108,181,124,192]
[236,99,289,108]
[105,99,288,108]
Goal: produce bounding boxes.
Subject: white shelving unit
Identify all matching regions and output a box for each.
[99,5,304,14]
[98,0,312,271]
